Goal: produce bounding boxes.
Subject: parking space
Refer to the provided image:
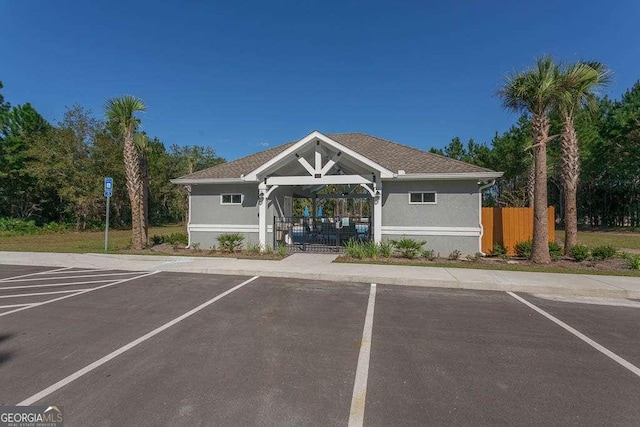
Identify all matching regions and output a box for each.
[0,264,638,425]
[0,270,247,404]
[366,287,640,426]
[519,293,640,370]
[39,279,370,425]
[0,265,60,280]
[0,266,157,318]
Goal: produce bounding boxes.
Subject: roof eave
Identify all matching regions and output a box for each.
[170,177,247,185]
[386,172,503,181]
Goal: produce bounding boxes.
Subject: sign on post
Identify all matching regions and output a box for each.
[104,177,113,253]
[104,177,113,198]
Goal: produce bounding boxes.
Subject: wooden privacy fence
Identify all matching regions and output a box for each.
[481,207,555,255]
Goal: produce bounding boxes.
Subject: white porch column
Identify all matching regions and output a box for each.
[373,184,382,243]
[185,185,192,248]
[258,182,268,249]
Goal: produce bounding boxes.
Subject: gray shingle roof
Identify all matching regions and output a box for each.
[176,132,496,181]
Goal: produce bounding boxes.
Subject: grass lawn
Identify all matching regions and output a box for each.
[0,225,185,253]
[556,230,640,250]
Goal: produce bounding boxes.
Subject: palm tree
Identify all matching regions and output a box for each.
[104,95,147,250]
[134,132,150,242]
[498,56,560,263]
[557,62,611,253]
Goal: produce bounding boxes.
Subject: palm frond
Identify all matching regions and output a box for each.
[133,132,150,152]
[497,55,560,116]
[104,95,146,137]
[557,61,611,115]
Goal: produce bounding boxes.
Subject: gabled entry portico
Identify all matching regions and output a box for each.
[244,131,390,248]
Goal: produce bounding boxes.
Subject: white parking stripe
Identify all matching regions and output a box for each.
[0,271,143,283]
[0,267,72,281]
[0,289,85,299]
[349,283,377,427]
[17,275,260,406]
[0,303,34,309]
[0,271,161,318]
[27,268,111,275]
[0,279,116,291]
[508,292,640,378]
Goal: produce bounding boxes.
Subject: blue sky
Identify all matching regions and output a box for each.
[1,1,638,161]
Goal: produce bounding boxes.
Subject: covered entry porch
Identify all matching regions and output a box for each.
[249,132,391,250]
[273,186,373,252]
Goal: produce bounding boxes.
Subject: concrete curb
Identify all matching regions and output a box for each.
[156,267,640,299]
[1,251,638,299]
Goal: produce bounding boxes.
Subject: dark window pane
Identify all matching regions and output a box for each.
[232,194,242,204]
[423,192,436,203]
[410,193,422,203]
[222,195,231,204]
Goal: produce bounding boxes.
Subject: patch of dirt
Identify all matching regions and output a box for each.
[337,254,635,273]
[121,244,287,260]
[511,256,630,271]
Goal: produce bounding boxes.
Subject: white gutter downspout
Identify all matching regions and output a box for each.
[185,185,192,248]
[478,180,496,255]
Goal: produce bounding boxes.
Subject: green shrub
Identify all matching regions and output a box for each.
[277,243,288,257]
[150,235,164,246]
[343,240,383,259]
[421,248,436,260]
[448,249,462,260]
[379,241,393,258]
[548,242,563,261]
[390,238,425,259]
[363,241,381,258]
[164,232,188,246]
[345,239,366,259]
[626,254,640,270]
[466,252,482,261]
[592,245,617,260]
[40,222,71,234]
[491,243,508,258]
[262,244,274,255]
[515,240,532,258]
[245,241,262,255]
[217,233,245,252]
[515,240,563,260]
[569,244,590,262]
[0,217,39,236]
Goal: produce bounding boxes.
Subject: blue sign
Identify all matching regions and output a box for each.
[104,177,113,198]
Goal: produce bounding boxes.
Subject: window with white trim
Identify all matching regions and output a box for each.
[409,191,436,204]
[221,194,242,205]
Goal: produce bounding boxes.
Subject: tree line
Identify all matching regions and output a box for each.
[0,82,224,232]
[430,60,638,262]
[432,77,639,230]
[2,62,638,258]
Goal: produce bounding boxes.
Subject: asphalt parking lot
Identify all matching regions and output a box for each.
[0,264,639,426]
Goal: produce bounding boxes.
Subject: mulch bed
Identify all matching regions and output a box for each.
[336,254,635,274]
[120,243,287,260]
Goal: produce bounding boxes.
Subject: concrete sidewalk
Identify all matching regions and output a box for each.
[1,251,639,298]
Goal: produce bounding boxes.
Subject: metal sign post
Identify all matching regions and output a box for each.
[104,177,113,253]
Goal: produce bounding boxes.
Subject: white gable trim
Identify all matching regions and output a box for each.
[243,131,394,181]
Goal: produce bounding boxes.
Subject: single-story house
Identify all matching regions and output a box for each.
[171,131,503,255]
